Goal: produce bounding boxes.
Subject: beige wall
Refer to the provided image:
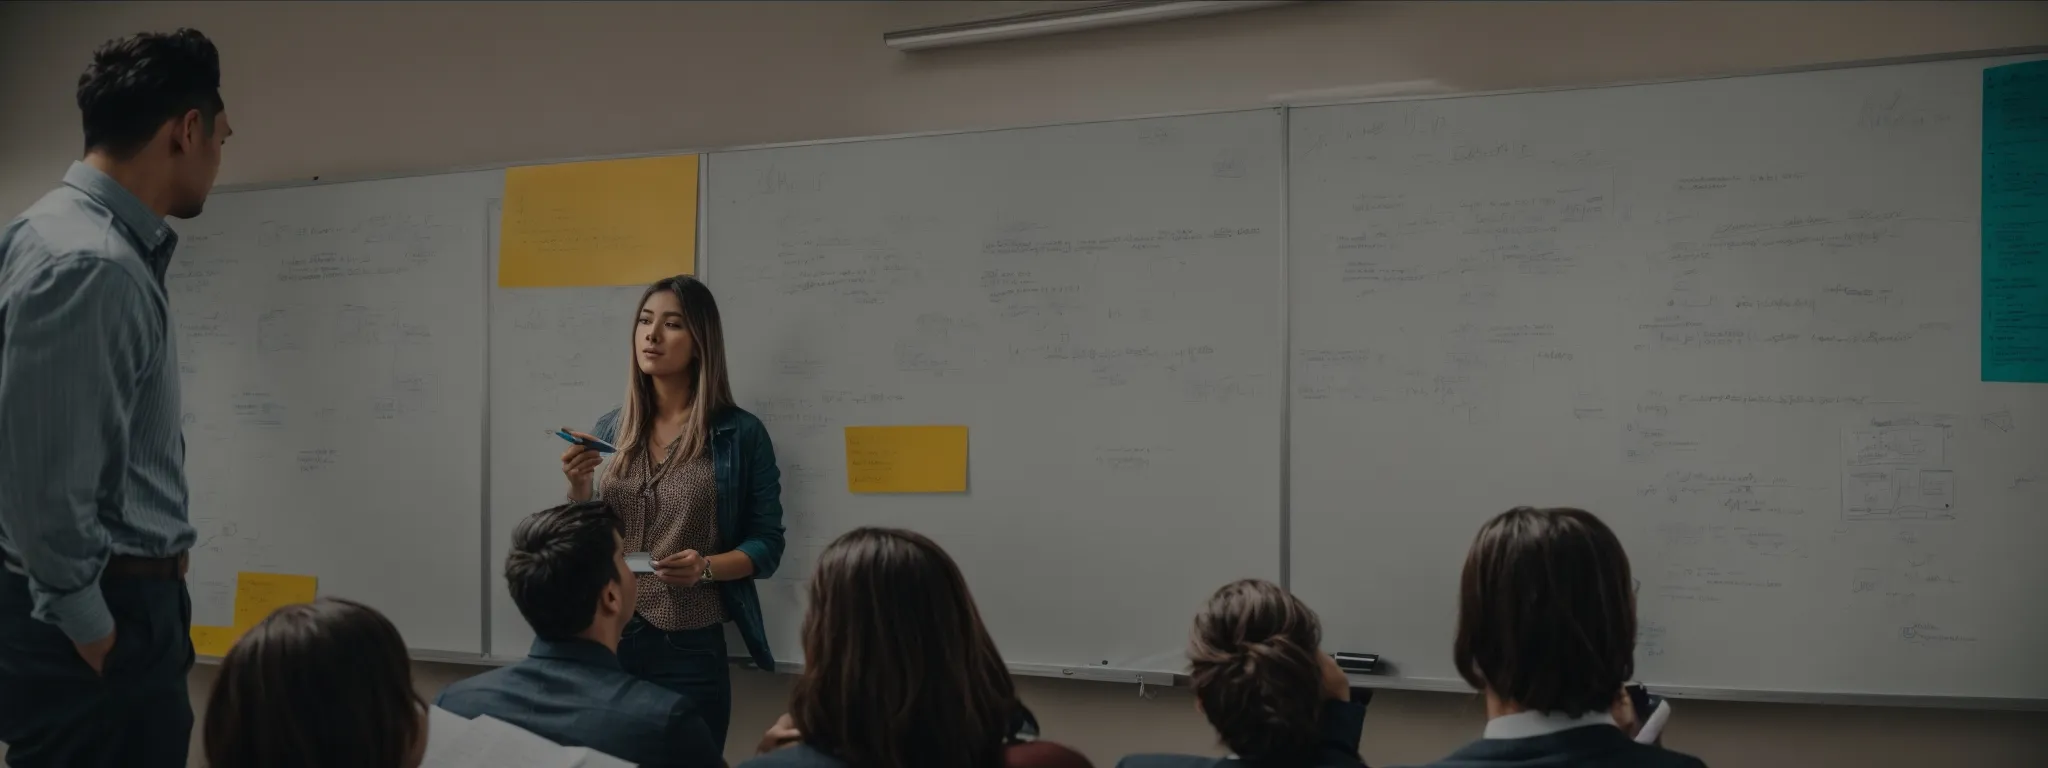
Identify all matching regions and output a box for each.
[3,1,2047,766]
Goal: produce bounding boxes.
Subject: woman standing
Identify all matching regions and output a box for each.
[560,275,786,750]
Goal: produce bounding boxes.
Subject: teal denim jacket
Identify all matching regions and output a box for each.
[592,406,786,670]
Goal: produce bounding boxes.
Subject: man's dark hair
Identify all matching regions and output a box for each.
[1454,507,1636,716]
[76,28,224,157]
[505,501,623,640]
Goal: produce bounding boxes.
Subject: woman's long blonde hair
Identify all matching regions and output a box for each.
[604,276,735,485]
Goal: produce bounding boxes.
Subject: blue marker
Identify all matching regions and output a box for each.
[553,429,617,454]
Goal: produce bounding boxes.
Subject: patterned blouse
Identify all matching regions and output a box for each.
[601,444,726,631]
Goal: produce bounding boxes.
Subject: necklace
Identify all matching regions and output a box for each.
[640,430,686,496]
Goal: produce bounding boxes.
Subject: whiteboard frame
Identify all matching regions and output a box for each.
[206,46,2045,197]
[194,45,2046,707]
[1336,674,2048,713]
[479,200,495,657]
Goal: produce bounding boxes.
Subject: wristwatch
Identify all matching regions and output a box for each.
[699,558,716,586]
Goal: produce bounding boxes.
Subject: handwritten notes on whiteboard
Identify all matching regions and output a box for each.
[1982,60,2048,383]
[499,155,700,287]
[190,571,319,657]
[844,426,969,493]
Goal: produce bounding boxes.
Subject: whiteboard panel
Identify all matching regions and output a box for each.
[1289,56,2048,701]
[485,199,646,658]
[170,171,500,654]
[710,110,1286,672]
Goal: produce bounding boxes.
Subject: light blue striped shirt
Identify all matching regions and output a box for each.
[0,161,193,643]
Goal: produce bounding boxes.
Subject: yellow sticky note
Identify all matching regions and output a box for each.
[844,426,969,494]
[191,625,242,658]
[232,572,318,629]
[499,154,700,287]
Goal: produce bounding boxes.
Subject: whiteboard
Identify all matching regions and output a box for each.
[708,110,1286,673]
[485,199,647,658]
[1288,55,2048,702]
[169,171,501,654]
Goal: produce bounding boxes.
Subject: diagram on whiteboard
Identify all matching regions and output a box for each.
[1842,426,1956,521]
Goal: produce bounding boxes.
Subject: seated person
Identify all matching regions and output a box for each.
[203,597,427,768]
[740,527,1092,768]
[1119,579,1369,768]
[437,501,720,767]
[1410,507,1705,768]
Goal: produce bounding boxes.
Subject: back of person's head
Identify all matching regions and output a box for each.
[203,597,425,768]
[792,527,1020,768]
[505,501,631,640]
[77,28,223,158]
[76,28,231,218]
[1186,579,1326,763]
[1455,506,1636,716]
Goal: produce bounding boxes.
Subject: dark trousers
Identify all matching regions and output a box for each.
[619,615,731,752]
[0,568,194,768]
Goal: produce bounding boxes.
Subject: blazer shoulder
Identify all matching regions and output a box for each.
[721,405,768,433]
[430,665,520,713]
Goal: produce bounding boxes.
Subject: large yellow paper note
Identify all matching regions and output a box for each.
[844,426,969,493]
[499,154,700,287]
[190,625,242,658]
[232,572,319,629]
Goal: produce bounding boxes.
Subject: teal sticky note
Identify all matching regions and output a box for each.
[1982,59,2048,383]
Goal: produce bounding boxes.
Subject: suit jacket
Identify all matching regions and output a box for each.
[1116,694,1371,768]
[435,637,721,767]
[1403,724,1706,768]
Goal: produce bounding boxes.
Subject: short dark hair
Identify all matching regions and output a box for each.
[1454,507,1636,716]
[204,598,423,768]
[1187,579,1325,763]
[76,28,224,157]
[505,501,623,639]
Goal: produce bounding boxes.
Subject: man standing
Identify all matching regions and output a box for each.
[0,28,231,767]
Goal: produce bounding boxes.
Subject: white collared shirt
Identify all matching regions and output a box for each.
[1482,709,1618,740]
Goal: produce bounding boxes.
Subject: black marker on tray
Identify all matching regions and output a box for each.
[1334,652,1381,674]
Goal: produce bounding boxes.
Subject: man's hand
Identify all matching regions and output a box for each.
[75,628,115,676]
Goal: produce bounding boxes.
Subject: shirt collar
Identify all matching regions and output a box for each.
[62,161,176,255]
[526,636,623,670]
[1482,709,1618,740]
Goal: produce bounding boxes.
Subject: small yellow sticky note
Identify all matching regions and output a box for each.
[499,154,700,287]
[232,572,318,629]
[844,426,969,494]
[191,625,242,658]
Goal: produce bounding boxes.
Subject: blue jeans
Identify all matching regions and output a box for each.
[619,615,731,751]
[0,569,193,768]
